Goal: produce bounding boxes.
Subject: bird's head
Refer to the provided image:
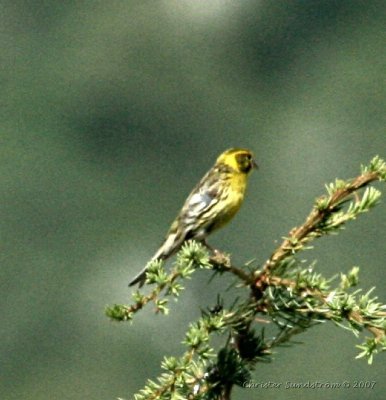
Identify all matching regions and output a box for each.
[216,148,258,174]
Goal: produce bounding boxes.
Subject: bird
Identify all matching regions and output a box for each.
[128,148,258,287]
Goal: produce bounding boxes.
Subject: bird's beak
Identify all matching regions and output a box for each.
[252,159,258,169]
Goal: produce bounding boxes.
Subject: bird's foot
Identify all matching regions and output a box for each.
[209,249,231,268]
[200,241,231,267]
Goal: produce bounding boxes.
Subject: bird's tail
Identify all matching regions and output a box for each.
[128,230,184,287]
[128,265,149,287]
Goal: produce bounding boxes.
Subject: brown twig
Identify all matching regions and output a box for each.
[260,171,382,276]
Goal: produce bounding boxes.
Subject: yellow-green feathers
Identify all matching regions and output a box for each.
[129,148,257,286]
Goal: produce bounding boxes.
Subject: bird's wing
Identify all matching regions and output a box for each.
[153,168,227,261]
[180,170,224,232]
[129,184,221,287]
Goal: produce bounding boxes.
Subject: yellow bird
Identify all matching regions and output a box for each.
[129,148,258,287]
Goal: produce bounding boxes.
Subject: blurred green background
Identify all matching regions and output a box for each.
[1,1,386,399]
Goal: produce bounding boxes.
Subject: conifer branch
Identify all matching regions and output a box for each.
[107,156,386,399]
[259,156,385,276]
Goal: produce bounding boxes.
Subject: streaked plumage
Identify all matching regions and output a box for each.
[129,148,257,287]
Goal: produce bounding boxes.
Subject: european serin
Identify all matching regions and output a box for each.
[129,148,258,286]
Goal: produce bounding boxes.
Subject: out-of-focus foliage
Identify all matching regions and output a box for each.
[1,1,385,400]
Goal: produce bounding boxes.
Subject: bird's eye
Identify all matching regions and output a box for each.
[245,154,251,161]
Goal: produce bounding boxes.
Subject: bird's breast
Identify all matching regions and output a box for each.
[209,177,246,231]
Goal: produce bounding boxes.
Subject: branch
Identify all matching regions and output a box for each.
[107,156,386,400]
[255,156,385,278]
